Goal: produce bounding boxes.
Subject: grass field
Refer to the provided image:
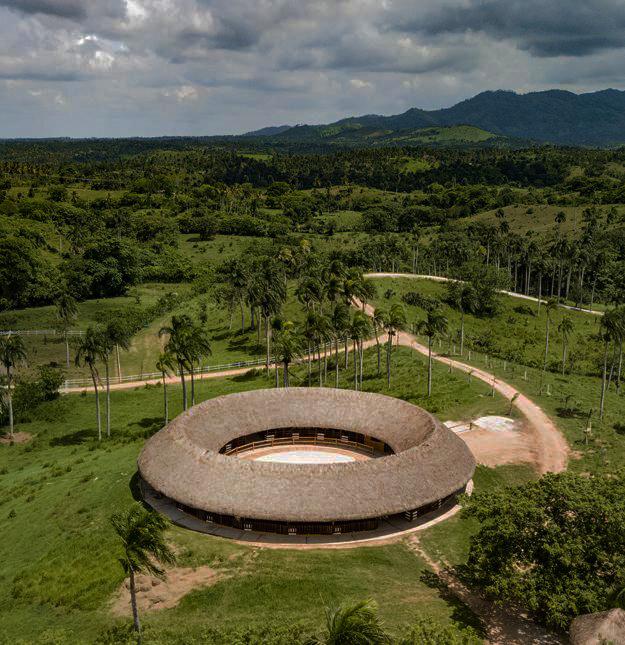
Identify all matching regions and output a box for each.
[458,203,625,235]
[0,348,517,644]
[369,277,625,474]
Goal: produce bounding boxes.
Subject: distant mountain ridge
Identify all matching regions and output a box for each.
[247,89,625,147]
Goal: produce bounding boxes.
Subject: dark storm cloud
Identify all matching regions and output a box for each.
[0,0,86,18]
[410,0,625,57]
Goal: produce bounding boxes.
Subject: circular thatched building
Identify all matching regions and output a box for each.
[138,388,475,536]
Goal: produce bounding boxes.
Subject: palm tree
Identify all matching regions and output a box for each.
[558,315,574,375]
[273,321,304,387]
[599,310,623,419]
[156,352,176,425]
[309,599,390,645]
[372,307,387,376]
[159,315,193,410]
[106,318,132,383]
[97,329,114,439]
[250,262,287,375]
[310,312,331,386]
[416,311,448,397]
[349,311,372,390]
[183,322,212,407]
[110,504,176,643]
[54,292,77,369]
[446,281,477,356]
[331,303,350,387]
[539,299,558,394]
[0,334,27,440]
[74,327,104,440]
[382,304,406,388]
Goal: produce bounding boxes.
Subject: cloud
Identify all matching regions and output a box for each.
[0,0,86,18]
[0,0,624,136]
[406,0,625,57]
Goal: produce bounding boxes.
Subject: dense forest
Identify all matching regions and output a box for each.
[2,141,625,312]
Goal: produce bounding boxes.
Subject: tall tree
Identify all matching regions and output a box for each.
[159,315,193,410]
[539,299,558,395]
[74,327,104,440]
[273,321,304,387]
[331,303,350,387]
[106,317,132,383]
[54,292,77,369]
[110,504,176,643]
[249,261,287,375]
[599,309,623,419]
[417,310,448,397]
[0,334,27,440]
[446,281,478,356]
[156,352,176,425]
[349,311,372,390]
[558,315,574,375]
[381,304,406,388]
[183,321,212,407]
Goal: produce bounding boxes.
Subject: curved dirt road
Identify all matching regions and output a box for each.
[355,297,568,475]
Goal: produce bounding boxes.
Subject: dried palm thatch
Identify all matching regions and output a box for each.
[570,608,625,645]
[138,388,475,523]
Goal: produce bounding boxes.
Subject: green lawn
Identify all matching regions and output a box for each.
[370,277,604,376]
[369,277,625,474]
[0,348,517,644]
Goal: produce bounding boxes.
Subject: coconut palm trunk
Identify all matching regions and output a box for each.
[265,315,271,376]
[129,567,141,641]
[178,363,187,410]
[335,338,340,387]
[190,363,195,407]
[353,339,358,390]
[90,367,101,441]
[359,339,364,388]
[65,333,71,369]
[116,344,122,382]
[427,336,433,397]
[600,339,610,419]
[6,366,14,439]
[459,310,465,356]
[374,326,381,374]
[105,359,111,438]
[161,371,169,425]
[386,333,392,388]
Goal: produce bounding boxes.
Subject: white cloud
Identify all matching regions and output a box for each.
[349,78,373,89]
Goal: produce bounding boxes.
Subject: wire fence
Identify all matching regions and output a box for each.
[0,329,85,337]
[62,342,336,390]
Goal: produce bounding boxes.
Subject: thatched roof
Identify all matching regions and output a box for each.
[570,608,625,645]
[138,388,475,523]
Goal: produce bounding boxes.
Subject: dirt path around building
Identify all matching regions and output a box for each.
[407,536,565,645]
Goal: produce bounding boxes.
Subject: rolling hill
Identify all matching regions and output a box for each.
[247,88,625,147]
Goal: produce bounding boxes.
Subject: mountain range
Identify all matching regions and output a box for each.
[244,89,625,147]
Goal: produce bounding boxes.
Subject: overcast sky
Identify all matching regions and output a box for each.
[1,0,625,137]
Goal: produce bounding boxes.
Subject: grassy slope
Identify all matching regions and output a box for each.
[370,277,625,473]
[457,203,625,235]
[1,347,514,643]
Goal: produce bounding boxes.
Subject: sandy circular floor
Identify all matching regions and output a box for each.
[237,444,372,463]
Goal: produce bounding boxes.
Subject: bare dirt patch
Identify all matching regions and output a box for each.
[0,431,32,445]
[447,417,537,469]
[111,566,222,615]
